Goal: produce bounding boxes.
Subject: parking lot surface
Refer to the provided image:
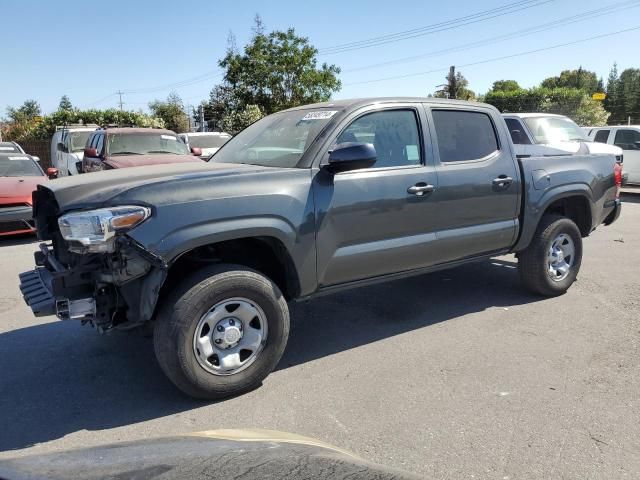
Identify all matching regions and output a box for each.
[1,196,639,479]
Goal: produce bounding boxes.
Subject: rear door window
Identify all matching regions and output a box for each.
[593,130,610,143]
[432,110,499,162]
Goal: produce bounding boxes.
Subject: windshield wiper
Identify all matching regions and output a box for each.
[111,151,143,155]
[146,150,180,154]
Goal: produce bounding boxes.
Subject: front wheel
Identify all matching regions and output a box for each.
[518,215,583,296]
[153,264,289,399]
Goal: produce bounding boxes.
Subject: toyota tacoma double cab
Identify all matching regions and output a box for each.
[19,98,622,399]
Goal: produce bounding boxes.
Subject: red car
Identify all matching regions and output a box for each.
[0,153,57,236]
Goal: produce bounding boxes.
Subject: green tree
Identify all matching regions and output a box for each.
[490,80,521,92]
[148,92,190,133]
[434,69,475,100]
[617,68,640,124]
[541,67,599,94]
[220,104,264,134]
[219,22,341,115]
[58,95,73,111]
[6,99,41,122]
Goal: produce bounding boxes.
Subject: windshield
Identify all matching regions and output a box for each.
[523,116,589,143]
[212,109,339,167]
[188,134,232,149]
[0,156,43,176]
[68,131,93,152]
[107,133,190,156]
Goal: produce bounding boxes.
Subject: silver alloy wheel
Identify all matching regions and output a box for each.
[193,297,268,376]
[547,233,575,281]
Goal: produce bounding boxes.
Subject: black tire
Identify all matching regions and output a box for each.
[153,264,289,399]
[518,215,583,297]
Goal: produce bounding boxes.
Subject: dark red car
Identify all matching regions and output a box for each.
[0,153,57,236]
[82,128,203,172]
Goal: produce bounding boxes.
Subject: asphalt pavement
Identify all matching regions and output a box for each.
[1,195,639,479]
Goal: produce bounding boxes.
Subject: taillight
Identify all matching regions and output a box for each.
[614,163,622,199]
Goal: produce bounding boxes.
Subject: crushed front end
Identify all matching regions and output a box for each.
[19,186,166,332]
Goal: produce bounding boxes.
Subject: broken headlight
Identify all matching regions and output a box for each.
[58,206,151,253]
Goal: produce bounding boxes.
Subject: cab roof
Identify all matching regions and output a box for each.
[281,97,492,112]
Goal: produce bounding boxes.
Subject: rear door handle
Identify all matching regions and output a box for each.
[492,175,513,189]
[407,183,435,196]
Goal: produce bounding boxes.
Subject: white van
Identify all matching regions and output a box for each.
[51,125,98,176]
[178,131,232,160]
[587,125,640,185]
[502,113,622,159]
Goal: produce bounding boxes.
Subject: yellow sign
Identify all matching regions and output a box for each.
[592,92,606,101]
[33,116,43,123]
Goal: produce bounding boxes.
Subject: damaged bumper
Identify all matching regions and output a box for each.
[18,239,166,329]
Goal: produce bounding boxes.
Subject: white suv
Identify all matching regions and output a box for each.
[50,125,98,176]
[587,126,640,185]
[179,132,232,160]
[503,113,622,159]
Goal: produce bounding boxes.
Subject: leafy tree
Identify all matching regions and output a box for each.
[541,67,599,94]
[484,87,609,125]
[6,99,41,122]
[148,92,190,133]
[434,69,475,100]
[617,68,640,124]
[220,104,264,134]
[490,80,521,92]
[58,95,73,111]
[219,22,341,115]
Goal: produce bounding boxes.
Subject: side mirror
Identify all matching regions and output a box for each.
[57,142,67,153]
[326,142,377,173]
[46,167,59,179]
[32,156,40,162]
[634,141,640,149]
[84,147,98,158]
[191,147,202,156]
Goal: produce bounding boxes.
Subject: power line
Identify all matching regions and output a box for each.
[81,93,117,108]
[122,70,224,95]
[342,0,640,74]
[319,0,553,54]
[342,25,640,86]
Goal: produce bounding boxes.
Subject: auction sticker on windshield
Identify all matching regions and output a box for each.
[161,135,177,141]
[302,110,338,120]
[0,147,14,151]
[8,156,29,160]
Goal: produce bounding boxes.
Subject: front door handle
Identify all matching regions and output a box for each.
[492,175,513,190]
[407,183,435,196]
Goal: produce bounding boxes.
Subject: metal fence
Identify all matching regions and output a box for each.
[19,139,52,169]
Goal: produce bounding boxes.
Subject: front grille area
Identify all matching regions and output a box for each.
[0,220,32,233]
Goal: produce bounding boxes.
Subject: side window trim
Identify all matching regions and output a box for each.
[427,107,501,164]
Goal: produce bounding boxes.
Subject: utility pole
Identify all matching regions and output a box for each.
[116,90,124,111]
[448,66,457,100]
[200,105,205,132]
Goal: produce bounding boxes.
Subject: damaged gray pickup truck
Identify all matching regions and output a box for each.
[20,98,622,399]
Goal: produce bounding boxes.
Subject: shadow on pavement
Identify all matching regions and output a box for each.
[0,257,541,452]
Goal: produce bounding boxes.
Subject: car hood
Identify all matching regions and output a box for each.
[0,429,421,480]
[41,161,282,211]
[105,153,202,169]
[0,176,46,202]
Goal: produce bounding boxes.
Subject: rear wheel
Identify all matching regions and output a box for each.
[518,215,583,296]
[154,264,289,399]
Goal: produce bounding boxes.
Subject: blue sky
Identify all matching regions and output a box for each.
[1,0,639,114]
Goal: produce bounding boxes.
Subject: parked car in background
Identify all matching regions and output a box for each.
[0,141,26,154]
[0,153,57,237]
[51,125,99,176]
[20,98,621,399]
[179,131,232,160]
[82,128,204,172]
[587,125,640,185]
[503,113,623,160]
